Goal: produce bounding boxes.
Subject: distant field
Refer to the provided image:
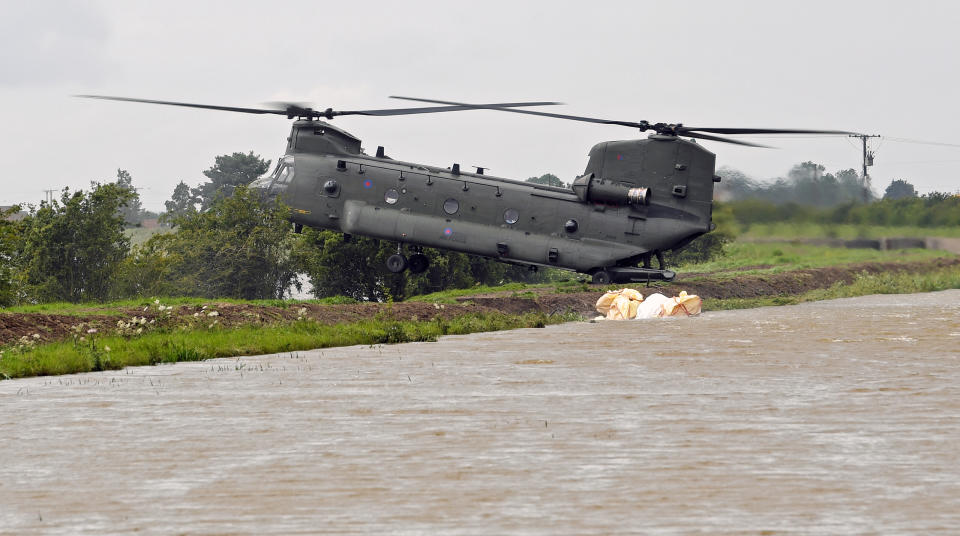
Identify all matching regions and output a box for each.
[738,222,960,240]
[125,226,171,246]
[679,241,953,276]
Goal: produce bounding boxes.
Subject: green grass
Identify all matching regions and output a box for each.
[739,222,960,240]
[705,265,960,310]
[677,241,952,276]
[406,282,544,303]
[0,295,358,315]
[0,311,578,380]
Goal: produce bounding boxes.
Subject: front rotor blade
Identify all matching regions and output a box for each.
[75,95,290,116]
[684,131,771,148]
[77,95,562,119]
[680,126,855,136]
[390,96,649,129]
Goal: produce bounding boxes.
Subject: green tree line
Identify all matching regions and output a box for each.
[716,162,872,206]
[728,193,960,229]
[715,163,959,229]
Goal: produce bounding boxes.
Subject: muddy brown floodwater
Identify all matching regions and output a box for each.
[2,291,960,535]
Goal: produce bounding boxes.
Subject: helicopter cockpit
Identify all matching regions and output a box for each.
[250,155,295,196]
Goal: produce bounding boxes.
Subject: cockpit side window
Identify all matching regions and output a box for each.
[276,165,292,184]
[250,156,285,189]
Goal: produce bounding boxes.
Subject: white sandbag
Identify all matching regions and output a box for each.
[662,291,703,317]
[634,293,671,319]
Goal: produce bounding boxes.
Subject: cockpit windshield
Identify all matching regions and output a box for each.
[250,155,293,189]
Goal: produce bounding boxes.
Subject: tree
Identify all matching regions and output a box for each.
[194,152,271,209]
[883,179,918,200]
[526,173,567,188]
[665,202,736,266]
[0,205,24,306]
[162,180,200,224]
[293,230,389,301]
[294,230,552,302]
[18,184,135,302]
[119,186,298,299]
[726,162,871,207]
[713,166,760,201]
[114,169,144,226]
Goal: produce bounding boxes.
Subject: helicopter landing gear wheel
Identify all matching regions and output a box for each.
[591,269,613,285]
[408,253,429,274]
[386,254,408,273]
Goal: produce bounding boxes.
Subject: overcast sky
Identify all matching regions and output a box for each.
[2,0,958,211]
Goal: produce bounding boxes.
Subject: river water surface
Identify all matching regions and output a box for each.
[2,290,959,534]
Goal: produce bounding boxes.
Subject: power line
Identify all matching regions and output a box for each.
[849,134,881,202]
[877,159,960,165]
[883,137,960,148]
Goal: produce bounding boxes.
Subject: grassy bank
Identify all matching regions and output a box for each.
[0,311,576,380]
[679,242,952,275]
[2,241,958,381]
[705,264,960,310]
[738,222,960,240]
[0,295,357,316]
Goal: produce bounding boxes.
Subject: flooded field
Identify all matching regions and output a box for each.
[2,290,959,534]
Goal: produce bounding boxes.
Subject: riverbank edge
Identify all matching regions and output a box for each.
[2,257,958,380]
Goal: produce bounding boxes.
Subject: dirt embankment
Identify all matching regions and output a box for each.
[3,257,957,346]
[459,257,960,315]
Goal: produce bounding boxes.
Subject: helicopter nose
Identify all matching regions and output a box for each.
[248,175,275,199]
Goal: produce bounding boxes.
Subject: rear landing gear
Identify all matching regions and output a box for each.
[591,270,613,285]
[408,253,429,274]
[641,251,667,270]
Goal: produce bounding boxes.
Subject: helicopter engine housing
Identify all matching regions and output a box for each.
[571,173,650,206]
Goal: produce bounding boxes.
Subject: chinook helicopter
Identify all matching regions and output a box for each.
[78,94,852,284]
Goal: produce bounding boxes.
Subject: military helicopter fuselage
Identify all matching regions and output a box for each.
[255,119,717,283]
[78,94,851,283]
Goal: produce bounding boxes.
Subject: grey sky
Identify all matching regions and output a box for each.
[2,0,958,211]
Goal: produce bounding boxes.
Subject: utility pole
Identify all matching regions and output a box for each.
[42,189,57,203]
[849,134,881,202]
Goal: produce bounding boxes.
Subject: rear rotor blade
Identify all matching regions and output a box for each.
[680,126,855,136]
[390,95,649,129]
[392,96,854,145]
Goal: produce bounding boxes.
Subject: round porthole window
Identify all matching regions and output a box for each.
[564,219,579,233]
[443,198,459,215]
[384,188,400,204]
[503,208,519,224]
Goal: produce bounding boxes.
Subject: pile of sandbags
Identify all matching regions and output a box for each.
[595,289,702,320]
